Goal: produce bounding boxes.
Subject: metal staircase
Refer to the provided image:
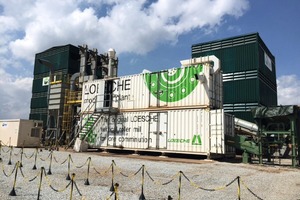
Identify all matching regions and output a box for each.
[79,112,102,143]
[65,93,119,149]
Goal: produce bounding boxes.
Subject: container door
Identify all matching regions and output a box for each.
[158,112,167,149]
[210,109,224,154]
[148,112,157,148]
[148,112,167,149]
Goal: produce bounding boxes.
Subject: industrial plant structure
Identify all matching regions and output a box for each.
[25,33,299,167]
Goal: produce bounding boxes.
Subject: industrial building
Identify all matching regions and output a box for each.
[192,33,277,121]
[27,33,299,167]
[29,44,118,146]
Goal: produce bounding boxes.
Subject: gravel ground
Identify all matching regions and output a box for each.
[0,147,299,200]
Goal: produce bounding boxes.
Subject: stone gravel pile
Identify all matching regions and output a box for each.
[0,147,299,200]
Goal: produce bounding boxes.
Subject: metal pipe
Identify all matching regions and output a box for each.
[70,72,80,91]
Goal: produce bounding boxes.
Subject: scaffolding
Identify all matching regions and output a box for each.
[62,89,82,145]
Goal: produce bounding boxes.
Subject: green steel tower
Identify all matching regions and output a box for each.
[192,33,277,121]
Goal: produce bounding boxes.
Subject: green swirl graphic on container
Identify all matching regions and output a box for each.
[144,64,203,102]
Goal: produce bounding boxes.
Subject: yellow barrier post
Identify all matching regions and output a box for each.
[237,176,241,200]
[47,151,53,175]
[84,157,91,185]
[70,173,75,200]
[19,147,24,167]
[9,161,20,196]
[37,167,44,200]
[178,171,182,200]
[33,148,38,170]
[114,183,119,200]
[0,141,2,162]
[110,160,115,192]
[66,154,72,180]
[8,146,13,165]
[139,165,146,200]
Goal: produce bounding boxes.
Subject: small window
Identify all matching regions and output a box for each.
[31,128,41,138]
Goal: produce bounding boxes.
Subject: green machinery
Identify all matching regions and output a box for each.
[226,105,299,167]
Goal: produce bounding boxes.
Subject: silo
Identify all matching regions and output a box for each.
[192,33,277,122]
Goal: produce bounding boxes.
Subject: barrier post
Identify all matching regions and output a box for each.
[66,154,71,180]
[9,161,19,196]
[110,160,115,192]
[237,176,241,200]
[84,157,91,185]
[0,141,2,162]
[37,167,44,200]
[8,146,13,165]
[19,147,24,167]
[178,171,182,200]
[70,173,75,200]
[139,165,146,200]
[33,148,38,170]
[47,151,53,175]
[114,183,119,200]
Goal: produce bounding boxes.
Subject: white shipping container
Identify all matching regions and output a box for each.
[0,119,43,147]
[81,62,222,111]
[84,109,234,156]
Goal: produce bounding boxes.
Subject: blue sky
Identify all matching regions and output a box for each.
[0,0,299,119]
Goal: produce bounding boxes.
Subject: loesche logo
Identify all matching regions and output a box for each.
[168,135,202,145]
[144,64,203,102]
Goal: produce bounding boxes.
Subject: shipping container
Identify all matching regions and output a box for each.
[0,119,43,147]
[81,109,235,157]
[81,60,222,111]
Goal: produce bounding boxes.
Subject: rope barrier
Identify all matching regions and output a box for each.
[13,148,22,156]
[18,163,40,182]
[146,169,180,186]
[75,157,89,168]
[0,148,270,199]
[24,151,35,159]
[240,178,264,200]
[181,171,238,192]
[39,151,52,161]
[91,160,112,175]
[113,161,142,179]
[2,161,17,177]
[1,146,11,153]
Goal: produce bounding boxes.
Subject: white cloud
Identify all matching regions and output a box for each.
[0,0,249,119]
[277,75,300,106]
[0,68,32,119]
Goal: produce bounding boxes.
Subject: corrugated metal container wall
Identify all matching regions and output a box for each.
[167,109,209,153]
[81,63,222,111]
[86,109,235,156]
[112,74,151,110]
